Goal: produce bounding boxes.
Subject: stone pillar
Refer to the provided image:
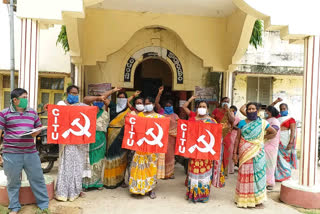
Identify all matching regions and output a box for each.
[18,19,40,110]
[74,64,84,99]
[223,71,233,99]
[280,36,320,209]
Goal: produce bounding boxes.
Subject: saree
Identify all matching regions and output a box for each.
[103,108,130,188]
[235,119,268,208]
[186,117,217,203]
[83,109,109,189]
[265,117,280,186]
[161,111,179,179]
[228,116,240,174]
[275,116,297,182]
[129,112,163,195]
[212,108,232,175]
[55,102,91,201]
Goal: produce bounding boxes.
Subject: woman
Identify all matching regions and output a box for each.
[182,96,219,203]
[212,97,234,183]
[129,97,163,199]
[233,102,276,208]
[55,85,91,201]
[264,106,281,190]
[127,91,144,115]
[103,89,131,189]
[275,103,297,182]
[228,105,240,174]
[155,86,179,179]
[82,89,116,190]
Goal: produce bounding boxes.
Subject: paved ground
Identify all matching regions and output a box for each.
[2,161,320,214]
[40,163,303,214]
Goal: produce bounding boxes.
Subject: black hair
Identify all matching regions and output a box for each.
[256,102,262,110]
[164,99,173,106]
[66,85,79,94]
[221,97,229,103]
[246,102,259,110]
[266,105,280,117]
[134,96,144,105]
[196,100,209,108]
[145,96,155,104]
[280,103,288,110]
[117,91,128,98]
[11,88,28,99]
[230,105,238,112]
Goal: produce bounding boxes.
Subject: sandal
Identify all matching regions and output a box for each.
[149,191,156,199]
[266,186,273,190]
[121,182,128,188]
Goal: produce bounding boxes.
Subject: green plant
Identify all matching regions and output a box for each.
[56,25,69,53]
[250,20,263,49]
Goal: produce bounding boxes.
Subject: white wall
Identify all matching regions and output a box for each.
[0,4,70,73]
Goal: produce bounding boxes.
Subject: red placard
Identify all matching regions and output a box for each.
[47,105,98,144]
[122,114,170,153]
[175,119,222,160]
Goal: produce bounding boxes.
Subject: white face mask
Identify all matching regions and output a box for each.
[144,104,154,112]
[197,107,207,116]
[116,98,127,113]
[135,104,144,112]
[221,102,230,108]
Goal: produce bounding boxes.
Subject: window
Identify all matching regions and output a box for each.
[247,77,273,106]
[1,75,18,109]
[38,77,65,125]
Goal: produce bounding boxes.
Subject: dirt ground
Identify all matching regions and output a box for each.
[2,162,319,214]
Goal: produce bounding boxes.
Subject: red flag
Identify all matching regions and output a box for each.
[175,119,222,160]
[122,114,170,153]
[47,105,98,144]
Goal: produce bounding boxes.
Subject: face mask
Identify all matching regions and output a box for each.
[135,104,144,112]
[234,111,237,116]
[197,107,207,116]
[280,110,288,117]
[264,112,269,119]
[116,98,127,113]
[67,94,79,104]
[145,104,154,112]
[17,98,28,109]
[164,106,174,115]
[246,111,258,121]
[221,102,230,108]
[93,101,104,109]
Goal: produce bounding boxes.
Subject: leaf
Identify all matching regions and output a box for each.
[56,25,70,54]
[250,20,263,49]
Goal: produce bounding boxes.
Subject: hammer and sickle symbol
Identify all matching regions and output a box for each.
[188,129,216,155]
[136,122,164,147]
[62,112,91,139]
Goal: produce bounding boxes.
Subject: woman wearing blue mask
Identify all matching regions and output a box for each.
[270,98,298,182]
[155,86,179,179]
[82,89,117,190]
[56,85,91,201]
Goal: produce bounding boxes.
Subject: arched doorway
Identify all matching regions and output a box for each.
[134,58,180,112]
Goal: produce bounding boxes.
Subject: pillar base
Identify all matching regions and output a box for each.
[0,175,54,206]
[280,179,320,209]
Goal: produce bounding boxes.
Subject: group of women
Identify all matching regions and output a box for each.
[52,85,298,209]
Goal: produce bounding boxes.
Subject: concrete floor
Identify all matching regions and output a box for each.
[41,163,304,214]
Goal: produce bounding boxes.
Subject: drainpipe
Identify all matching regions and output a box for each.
[9,0,15,91]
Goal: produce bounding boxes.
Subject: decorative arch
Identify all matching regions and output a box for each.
[123,46,184,84]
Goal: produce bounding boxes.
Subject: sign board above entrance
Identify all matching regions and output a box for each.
[124,47,183,84]
[88,83,112,96]
[195,86,217,102]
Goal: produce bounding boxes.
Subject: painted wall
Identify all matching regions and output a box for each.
[78,8,253,72]
[233,74,303,122]
[0,4,71,73]
[84,27,211,92]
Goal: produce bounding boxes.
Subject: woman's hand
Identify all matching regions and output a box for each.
[134,90,141,97]
[286,140,294,150]
[189,95,197,102]
[158,86,164,94]
[233,154,238,165]
[113,87,121,93]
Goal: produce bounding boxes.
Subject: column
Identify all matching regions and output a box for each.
[74,64,84,99]
[300,36,320,186]
[18,19,40,110]
[223,71,233,99]
[280,36,320,209]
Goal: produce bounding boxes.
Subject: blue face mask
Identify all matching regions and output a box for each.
[280,110,288,117]
[234,111,237,116]
[164,106,174,115]
[67,94,79,104]
[264,112,269,119]
[93,101,104,109]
